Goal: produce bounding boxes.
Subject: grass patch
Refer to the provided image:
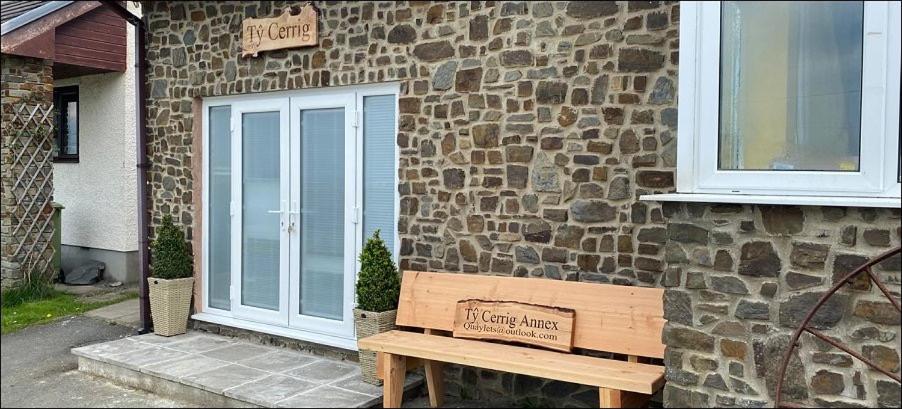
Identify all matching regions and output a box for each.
[1,285,138,334]
[2,280,58,308]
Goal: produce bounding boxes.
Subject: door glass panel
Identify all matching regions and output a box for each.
[719,1,863,171]
[242,112,281,311]
[299,108,345,320]
[209,106,231,310]
[363,95,396,254]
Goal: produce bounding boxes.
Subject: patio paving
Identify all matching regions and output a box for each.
[72,331,422,408]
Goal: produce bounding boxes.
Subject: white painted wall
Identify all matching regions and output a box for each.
[52,3,140,253]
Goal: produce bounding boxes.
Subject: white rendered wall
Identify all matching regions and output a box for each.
[52,3,140,253]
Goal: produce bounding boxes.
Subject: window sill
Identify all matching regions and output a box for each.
[52,157,79,164]
[640,193,901,208]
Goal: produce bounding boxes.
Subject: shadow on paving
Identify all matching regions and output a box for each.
[1,315,193,408]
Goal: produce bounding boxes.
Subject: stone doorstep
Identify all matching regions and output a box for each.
[73,331,423,408]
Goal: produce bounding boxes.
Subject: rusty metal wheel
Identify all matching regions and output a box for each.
[775,246,901,408]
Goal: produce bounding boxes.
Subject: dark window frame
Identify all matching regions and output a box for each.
[53,86,79,163]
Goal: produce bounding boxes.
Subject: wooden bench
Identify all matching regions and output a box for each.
[358,271,667,408]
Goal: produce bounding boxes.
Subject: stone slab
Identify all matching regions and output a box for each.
[238,350,318,373]
[143,354,232,380]
[201,343,275,362]
[109,346,192,370]
[85,298,141,328]
[167,334,237,353]
[182,364,271,393]
[78,357,256,408]
[73,330,423,408]
[284,359,359,384]
[224,374,318,406]
[275,385,377,408]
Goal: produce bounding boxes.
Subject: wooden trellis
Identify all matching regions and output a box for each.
[3,103,56,284]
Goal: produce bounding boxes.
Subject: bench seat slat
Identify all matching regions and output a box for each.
[359,331,665,395]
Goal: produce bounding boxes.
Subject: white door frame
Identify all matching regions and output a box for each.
[198,83,400,350]
[230,98,291,326]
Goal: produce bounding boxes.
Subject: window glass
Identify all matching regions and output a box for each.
[299,108,345,320]
[241,111,281,311]
[208,106,231,310]
[53,87,79,161]
[719,1,864,171]
[362,95,397,255]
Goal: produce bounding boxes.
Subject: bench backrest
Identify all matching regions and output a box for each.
[396,271,666,359]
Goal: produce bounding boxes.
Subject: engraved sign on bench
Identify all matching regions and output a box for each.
[242,4,318,57]
[453,300,575,352]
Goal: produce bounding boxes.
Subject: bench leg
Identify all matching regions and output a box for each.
[599,388,650,408]
[383,353,406,408]
[422,329,445,408]
[377,352,423,381]
[424,359,444,408]
[600,388,621,408]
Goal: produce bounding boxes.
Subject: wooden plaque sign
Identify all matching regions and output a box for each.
[242,4,318,57]
[453,300,575,352]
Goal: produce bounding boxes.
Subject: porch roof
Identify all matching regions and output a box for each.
[0,1,72,34]
[1,1,127,79]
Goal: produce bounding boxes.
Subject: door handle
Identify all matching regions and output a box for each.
[267,201,288,230]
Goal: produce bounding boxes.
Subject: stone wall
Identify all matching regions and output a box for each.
[140,1,900,407]
[1,54,55,288]
[660,204,901,408]
[142,1,677,406]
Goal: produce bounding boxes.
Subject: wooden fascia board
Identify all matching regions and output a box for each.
[0,1,102,57]
[3,29,55,60]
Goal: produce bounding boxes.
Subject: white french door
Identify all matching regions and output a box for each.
[288,93,358,339]
[230,99,291,326]
[202,84,399,349]
[230,94,356,335]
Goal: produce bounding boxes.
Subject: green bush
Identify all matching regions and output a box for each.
[151,215,193,279]
[356,230,400,312]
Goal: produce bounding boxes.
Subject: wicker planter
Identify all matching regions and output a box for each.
[355,308,397,385]
[148,277,194,337]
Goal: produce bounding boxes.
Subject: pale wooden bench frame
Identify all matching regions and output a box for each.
[358,271,667,408]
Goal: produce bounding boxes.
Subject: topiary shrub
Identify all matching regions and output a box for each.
[151,215,194,280]
[356,230,401,312]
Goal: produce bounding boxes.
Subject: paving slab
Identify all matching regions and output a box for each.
[224,374,318,406]
[167,334,237,353]
[276,385,376,408]
[72,337,147,358]
[284,359,359,384]
[143,355,232,380]
[110,346,192,370]
[239,349,318,373]
[181,364,271,393]
[133,332,203,345]
[332,375,385,396]
[73,330,423,408]
[201,343,275,362]
[85,298,141,328]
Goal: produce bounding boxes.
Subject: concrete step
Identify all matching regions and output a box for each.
[73,332,422,408]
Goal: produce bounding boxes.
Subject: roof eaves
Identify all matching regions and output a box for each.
[1,1,73,37]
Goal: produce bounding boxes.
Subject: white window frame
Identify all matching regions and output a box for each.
[676,1,901,202]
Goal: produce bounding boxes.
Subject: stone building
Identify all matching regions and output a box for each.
[138,1,900,407]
